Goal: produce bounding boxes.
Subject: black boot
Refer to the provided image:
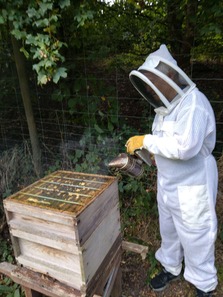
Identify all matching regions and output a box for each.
[150,268,180,291]
[196,288,213,297]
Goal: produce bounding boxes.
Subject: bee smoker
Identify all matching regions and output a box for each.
[108,148,152,178]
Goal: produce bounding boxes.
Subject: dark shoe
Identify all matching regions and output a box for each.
[196,288,213,297]
[150,268,180,291]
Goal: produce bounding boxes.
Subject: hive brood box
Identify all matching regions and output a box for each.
[3,170,121,293]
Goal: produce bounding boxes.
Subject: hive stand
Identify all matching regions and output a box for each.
[0,240,148,297]
[0,255,122,297]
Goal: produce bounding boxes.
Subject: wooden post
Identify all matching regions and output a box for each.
[122,240,148,260]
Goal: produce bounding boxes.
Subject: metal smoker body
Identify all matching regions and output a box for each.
[108,148,152,177]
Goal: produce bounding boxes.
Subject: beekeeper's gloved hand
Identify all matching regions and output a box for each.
[125,135,145,155]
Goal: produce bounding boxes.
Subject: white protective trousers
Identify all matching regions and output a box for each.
[143,88,218,292]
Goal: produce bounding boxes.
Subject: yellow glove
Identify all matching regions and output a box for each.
[125,135,145,155]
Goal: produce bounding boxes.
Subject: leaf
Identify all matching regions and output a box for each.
[37,72,48,85]
[13,288,21,297]
[11,29,26,40]
[108,121,114,132]
[98,110,104,117]
[53,67,67,84]
[0,16,5,24]
[59,0,71,9]
[111,115,118,124]
[94,124,103,134]
[20,47,29,59]
[32,63,40,73]
[75,149,83,158]
[27,7,39,18]
[45,60,55,68]
[68,98,76,109]
[0,285,12,292]
[7,255,14,263]
[51,89,63,101]
[39,3,53,16]
[25,34,37,45]
[34,18,49,28]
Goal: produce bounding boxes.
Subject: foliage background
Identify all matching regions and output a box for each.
[0,0,223,296]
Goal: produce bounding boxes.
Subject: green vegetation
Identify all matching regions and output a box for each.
[0,238,25,297]
[0,0,222,295]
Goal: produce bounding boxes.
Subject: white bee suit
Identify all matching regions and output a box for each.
[145,89,218,292]
[129,45,218,292]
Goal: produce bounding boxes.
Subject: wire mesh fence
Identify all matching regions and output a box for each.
[0,47,223,176]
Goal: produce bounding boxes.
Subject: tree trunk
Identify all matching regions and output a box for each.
[181,0,198,57]
[11,36,42,177]
[166,0,184,55]
[166,0,198,68]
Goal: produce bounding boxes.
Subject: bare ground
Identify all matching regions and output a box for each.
[121,250,223,297]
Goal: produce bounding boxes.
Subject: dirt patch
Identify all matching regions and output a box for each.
[121,251,223,297]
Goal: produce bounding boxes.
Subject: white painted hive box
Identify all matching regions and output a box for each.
[3,170,121,292]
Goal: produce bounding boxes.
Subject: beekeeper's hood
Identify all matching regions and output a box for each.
[129,44,196,114]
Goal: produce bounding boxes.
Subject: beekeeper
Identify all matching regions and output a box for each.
[126,44,218,297]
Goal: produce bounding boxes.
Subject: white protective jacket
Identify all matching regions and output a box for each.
[129,45,218,292]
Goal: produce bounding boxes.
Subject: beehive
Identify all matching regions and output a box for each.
[3,170,121,294]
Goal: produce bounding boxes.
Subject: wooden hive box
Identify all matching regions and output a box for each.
[3,170,121,295]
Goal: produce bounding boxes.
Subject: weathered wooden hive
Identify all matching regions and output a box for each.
[3,170,121,295]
